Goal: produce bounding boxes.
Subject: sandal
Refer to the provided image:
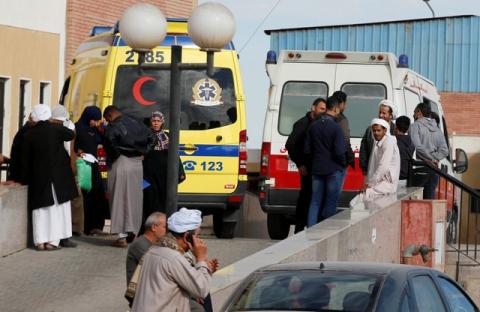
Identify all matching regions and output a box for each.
[45,243,62,251]
[35,244,46,251]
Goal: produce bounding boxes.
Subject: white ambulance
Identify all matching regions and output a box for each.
[259,50,467,239]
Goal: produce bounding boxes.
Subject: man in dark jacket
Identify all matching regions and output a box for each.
[359,99,397,175]
[304,96,346,227]
[332,91,354,193]
[22,104,78,251]
[410,102,448,199]
[103,106,156,247]
[394,116,415,181]
[286,98,326,233]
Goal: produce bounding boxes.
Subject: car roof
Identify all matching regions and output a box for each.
[258,261,430,276]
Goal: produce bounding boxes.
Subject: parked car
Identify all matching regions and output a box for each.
[222,261,478,312]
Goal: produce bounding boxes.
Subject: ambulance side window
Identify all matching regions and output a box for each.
[278,81,328,136]
[341,83,386,138]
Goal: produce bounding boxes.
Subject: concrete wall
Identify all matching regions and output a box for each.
[0,185,28,257]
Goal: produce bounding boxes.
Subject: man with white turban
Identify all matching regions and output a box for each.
[365,118,401,198]
[359,99,398,176]
[132,208,219,312]
[21,104,78,250]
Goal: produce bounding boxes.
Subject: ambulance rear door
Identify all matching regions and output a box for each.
[270,62,335,190]
[334,63,392,190]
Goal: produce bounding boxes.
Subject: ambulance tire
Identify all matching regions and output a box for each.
[267,213,290,240]
[213,213,236,239]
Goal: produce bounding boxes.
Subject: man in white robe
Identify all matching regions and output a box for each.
[23,104,77,251]
[365,118,401,199]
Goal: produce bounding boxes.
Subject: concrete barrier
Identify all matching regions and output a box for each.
[211,187,424,310]
[0,185,28,257]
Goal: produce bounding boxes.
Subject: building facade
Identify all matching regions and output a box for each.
[0,0,196,157]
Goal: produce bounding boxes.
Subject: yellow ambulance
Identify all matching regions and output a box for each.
[60,19,247,238]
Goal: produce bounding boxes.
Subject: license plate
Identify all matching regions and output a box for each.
[288,160,297,172]
[101,171,108,179]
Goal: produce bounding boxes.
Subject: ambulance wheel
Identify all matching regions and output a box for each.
[213,213,236,239]
[267,213,290,240]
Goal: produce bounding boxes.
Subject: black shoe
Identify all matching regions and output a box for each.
[60,239,77,248]
[126,232,136,244]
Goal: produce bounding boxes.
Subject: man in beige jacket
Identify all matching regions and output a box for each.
[132,208,218,312]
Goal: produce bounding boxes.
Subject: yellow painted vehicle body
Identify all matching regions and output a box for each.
[61,20,247,237]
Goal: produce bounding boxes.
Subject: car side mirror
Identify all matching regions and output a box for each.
[454,148,468,174]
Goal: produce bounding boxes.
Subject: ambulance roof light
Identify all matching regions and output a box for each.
[90,26,113,36]
[266,50,277,64]
[398,54,409,68]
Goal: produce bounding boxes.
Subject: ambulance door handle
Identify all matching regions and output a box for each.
[180,144,198,152]
[216,135,223,142]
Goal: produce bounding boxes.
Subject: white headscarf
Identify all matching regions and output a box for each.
[167,207,202,233]
[31,104,52,122]
[51,105,69,122]
[379,99,398,120]
[371,118,390,135]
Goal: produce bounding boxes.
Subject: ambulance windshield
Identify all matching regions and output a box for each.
[113,65,237,130]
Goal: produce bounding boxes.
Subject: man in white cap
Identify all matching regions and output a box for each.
[21,104,78,250]
[132,208,218,312]
[359,99,397,176]
[364,118,401,198]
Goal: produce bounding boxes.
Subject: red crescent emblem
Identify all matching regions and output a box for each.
[132,76,156,106]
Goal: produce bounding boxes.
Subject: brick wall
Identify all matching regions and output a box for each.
[65,0,196,74]
[440,92,480,135]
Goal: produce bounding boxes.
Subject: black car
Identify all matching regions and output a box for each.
[222,261,478,312]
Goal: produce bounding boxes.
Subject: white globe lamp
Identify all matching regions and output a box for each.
[188,2,235,51]
[119,3,167,52]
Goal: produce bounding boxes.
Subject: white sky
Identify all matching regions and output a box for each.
[199,0,480,148]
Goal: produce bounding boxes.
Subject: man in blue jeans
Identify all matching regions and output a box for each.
[305,96,346,227]
[332,91,355,197]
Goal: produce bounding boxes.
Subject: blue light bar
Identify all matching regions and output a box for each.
[266,50,277,64]
[398,54,409,68]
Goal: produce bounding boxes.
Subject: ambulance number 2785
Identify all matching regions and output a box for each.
[125,50,164,63]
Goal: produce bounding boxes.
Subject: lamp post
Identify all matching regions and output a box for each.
[422,0,435,18]
[120,2,235,217]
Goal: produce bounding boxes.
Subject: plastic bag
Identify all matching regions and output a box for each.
[76,159,92,192]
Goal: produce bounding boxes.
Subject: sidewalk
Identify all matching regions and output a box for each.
[0,235,273,312]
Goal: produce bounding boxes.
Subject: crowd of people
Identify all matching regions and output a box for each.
[5,104,185,250]
[2,102,220,311]
[287,92,449,232]
[1,97,449,311]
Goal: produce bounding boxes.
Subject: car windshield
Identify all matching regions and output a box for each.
[230,270,382,311]
[113,65,237,130]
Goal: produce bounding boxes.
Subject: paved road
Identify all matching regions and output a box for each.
[0,234,274,312]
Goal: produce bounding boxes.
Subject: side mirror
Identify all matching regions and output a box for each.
[454,148,468,174]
